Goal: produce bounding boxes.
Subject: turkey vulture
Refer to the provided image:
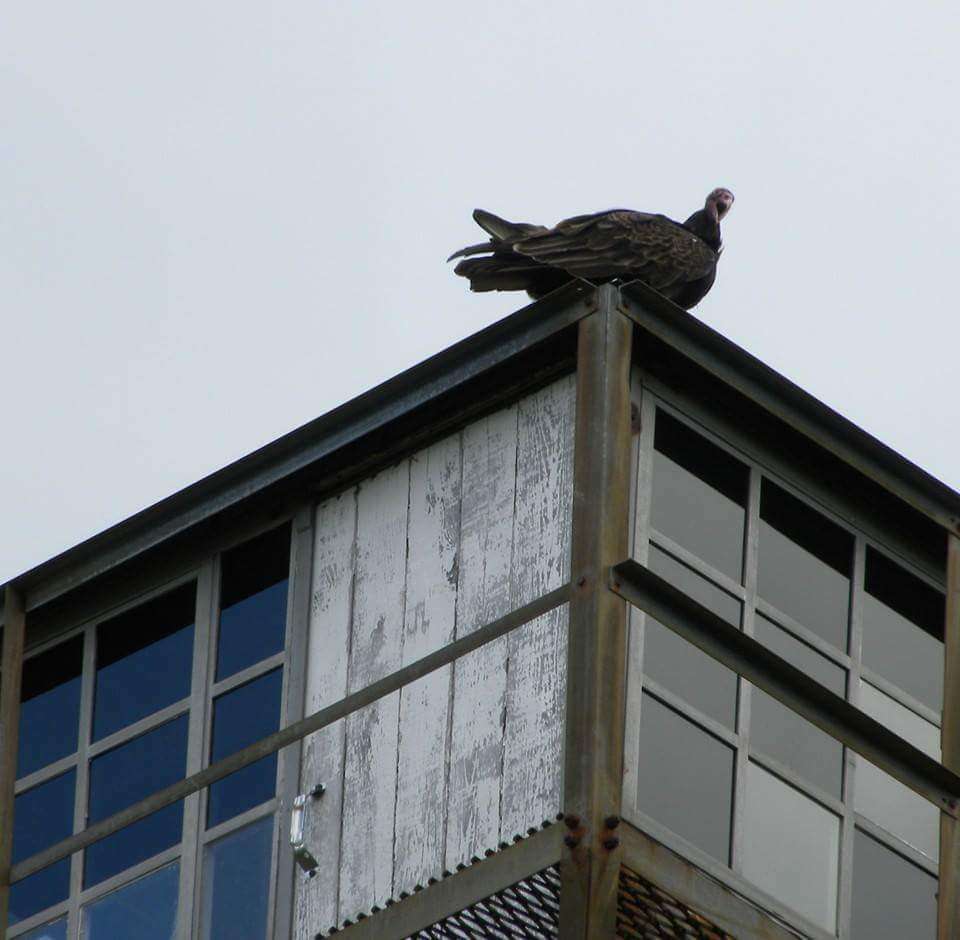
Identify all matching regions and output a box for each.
[448,188,734,309]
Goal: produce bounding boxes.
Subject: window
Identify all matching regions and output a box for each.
[199,815,275,940]
[635,693,734,863]
[741,762,840,931]
[631,402,944,938]
[80,863,179,939]
[651,410,748,582]
[851,828,937,939]
[8,522,293,940]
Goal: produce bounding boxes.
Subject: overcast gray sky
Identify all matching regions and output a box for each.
[2,2,958,583]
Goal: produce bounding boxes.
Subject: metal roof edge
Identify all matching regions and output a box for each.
[619,280,960,536]
[7,281,593,611]
[6,276,958,616]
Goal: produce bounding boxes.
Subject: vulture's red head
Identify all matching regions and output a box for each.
[706,188,735,222]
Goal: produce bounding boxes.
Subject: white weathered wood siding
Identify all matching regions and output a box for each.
[294,375,576,936]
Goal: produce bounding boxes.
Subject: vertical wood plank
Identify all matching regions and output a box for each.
[274,508,315,940]
[502,374,576,840]
[294,491,357,939]
[445,406,520,869]
[0,584,26,930]
[338,463,410,920]
[393,436,462,892]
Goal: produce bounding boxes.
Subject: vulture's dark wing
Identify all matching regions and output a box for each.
[512,210,716,291]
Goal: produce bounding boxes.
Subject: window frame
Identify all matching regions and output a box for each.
[6,512,305,940]
[626,373,946,940]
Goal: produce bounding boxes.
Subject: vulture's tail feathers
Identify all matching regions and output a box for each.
[446,241,494,263]
[454,255,545,292]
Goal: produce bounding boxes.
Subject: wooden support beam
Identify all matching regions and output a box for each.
[0,583,26,928]
[939,534,960,939]
[559,285,633,938]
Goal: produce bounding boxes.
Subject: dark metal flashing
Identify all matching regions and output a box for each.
[6,283,593,614]
[621,280,960,536]
[5,278,960,618]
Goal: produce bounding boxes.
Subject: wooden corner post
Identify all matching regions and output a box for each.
[560,285,633,938]
[939,533,960,939]
[0,583,27,929]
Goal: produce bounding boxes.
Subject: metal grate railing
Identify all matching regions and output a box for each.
[412,866,561,939]
[618,865,735,939]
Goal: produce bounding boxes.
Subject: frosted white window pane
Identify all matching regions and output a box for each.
[855,682,939,859]
[851,828,937,938]
[742,763,839,931]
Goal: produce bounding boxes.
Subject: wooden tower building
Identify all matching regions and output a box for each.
[2,282,958,939]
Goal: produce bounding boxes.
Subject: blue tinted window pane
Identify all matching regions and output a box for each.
[85,717,187,886]
[14,771,75,864]
[81,862,179,940]
[9,771,75,925]
[215,525,290,681]
[8,863,70,927]
[200,815,274,939]
[93,583,196,741]
[18,636,83,778]
[20,916,67,940]
[207,669,282,828]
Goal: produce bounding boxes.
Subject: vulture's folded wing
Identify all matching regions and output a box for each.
[512,210,716,290]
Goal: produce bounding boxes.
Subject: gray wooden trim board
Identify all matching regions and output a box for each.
[559,288,634,938]
[273,506,315,940]
[0,583,26,928]
[939,533,960,939]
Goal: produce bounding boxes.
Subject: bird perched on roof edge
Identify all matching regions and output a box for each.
[448,188,734,309]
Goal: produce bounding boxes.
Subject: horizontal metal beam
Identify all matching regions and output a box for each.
[619,822,802,940]
[332,826,562,940]
[11,283,594,615]
[11,584,570,882]
[611,559,960,815]
[619,283,960,536]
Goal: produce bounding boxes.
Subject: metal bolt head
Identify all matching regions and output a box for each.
[564,813,581,830]
[602,836,620,850]
[563,834,580,849]
[604,815,621,830]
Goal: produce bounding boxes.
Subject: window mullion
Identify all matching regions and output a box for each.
[621,382,656,818]
[836,536,866,938]
[176,558,218,938]
[66,626,96,938]
[731,466,761,875]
